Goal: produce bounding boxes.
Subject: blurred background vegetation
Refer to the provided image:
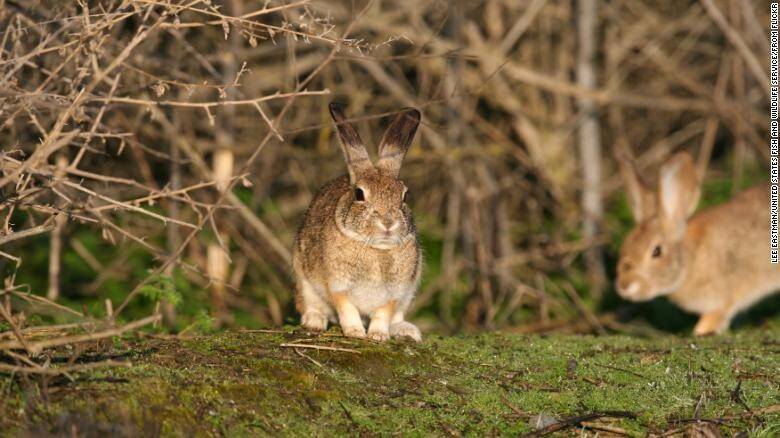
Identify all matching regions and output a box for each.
[0,0,775,336]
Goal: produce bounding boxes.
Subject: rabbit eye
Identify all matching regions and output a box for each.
[652,245,662,258]
[354,187,365,202]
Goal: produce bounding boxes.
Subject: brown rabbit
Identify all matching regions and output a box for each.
[292,103,422,342]
[615,150,780,335]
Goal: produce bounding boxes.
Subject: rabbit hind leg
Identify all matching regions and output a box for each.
[297,277,331,331]
[388,300,421,342]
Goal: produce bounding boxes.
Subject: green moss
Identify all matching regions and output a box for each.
[2,328,778,436]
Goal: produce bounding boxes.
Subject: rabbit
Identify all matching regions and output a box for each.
[292,103,423,342]
[615,150,780,335]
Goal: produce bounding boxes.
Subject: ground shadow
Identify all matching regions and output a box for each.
[605,290,780,334]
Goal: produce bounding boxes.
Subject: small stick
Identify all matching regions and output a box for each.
[522,411,637,437]
[60,180,199,229]
[720,403,780,420]
[698,0,769,98]
[279,343,360,353]
[10,290,87,319]
[47,154,69,301]
[0,221,56,246]
[93,89,330,109]
[0,360,131,376]
[593,363,648,380]
[294,347,323,368]
[580,421,634,436]
[102,299,113,320]
[0,322,98,340]
[501,396,528,418]
[0,303,30,352]
[561,283,606,335]
[238,329,288,334]
[0,314,160,354]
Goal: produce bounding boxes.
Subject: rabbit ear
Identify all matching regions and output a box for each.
[615,148,655,222]
[329,102,372,182]
[658,152,701,238]
[376,108,421,178]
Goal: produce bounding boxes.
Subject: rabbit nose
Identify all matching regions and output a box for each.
[377,216,398,232]
[616,274,640,294]
[621,281,640,297]
[620,261,632,272]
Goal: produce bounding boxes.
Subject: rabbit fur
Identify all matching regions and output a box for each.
[615,150,780,335]
[292,103,423,342]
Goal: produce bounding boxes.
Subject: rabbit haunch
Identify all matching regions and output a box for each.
[292,103,423,342]
[616,151,780,335]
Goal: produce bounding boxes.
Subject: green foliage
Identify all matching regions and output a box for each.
[234,186,254,207]
[139,274,181,308]
[193,309,216,334]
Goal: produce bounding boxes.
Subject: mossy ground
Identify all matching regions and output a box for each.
[1,326,779,437]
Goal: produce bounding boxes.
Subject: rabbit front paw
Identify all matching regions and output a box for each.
[367,329,389,342]
[693,311,730,336]
[301,311,328,331]
[390,321,422,342]
[342,325,367,339]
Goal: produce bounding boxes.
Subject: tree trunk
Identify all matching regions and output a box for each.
[207,0,241,323]
[47,154,68,301]
[576,0,606,300]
